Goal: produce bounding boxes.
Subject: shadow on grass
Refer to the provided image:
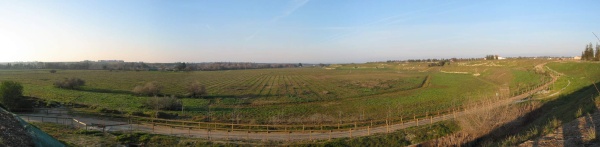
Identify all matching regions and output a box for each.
[74,87,256,99]
[76,87,133,95]
[461,82,600,146]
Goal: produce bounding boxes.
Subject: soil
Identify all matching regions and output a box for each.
[0,109,34,147]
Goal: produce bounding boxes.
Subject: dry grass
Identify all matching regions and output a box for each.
[424,101,541,146]
[585,126,596,142]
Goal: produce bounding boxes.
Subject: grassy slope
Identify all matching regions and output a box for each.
[488,61,600,145]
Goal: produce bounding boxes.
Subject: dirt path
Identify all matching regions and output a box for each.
[17,64,558,142]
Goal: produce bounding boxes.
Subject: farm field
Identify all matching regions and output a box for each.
[0,59,550,124]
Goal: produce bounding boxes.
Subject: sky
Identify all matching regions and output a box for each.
[0,0,599,63]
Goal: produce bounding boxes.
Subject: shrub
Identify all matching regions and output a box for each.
[133,82,162,96]
[127,111,147,117]
[75,130,103,136]
[54,78,85,89]
[49,70,56,73]
[143,96,182,111]
[186,81,207,98]
[153,111,179,119]
[0,81,25,111]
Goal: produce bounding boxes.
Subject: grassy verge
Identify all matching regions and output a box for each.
[291,120,459,147]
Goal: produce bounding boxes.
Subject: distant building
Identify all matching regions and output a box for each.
[498,57,506,60]
[573,56,582,60]
[98,60,124,63]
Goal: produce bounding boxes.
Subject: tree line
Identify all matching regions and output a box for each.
[0,61,301,71]
[384,57,486,63]
[581,43,600,61]
[485,55,499,60]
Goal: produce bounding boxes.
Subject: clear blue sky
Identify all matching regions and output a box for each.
[1,0,599,63]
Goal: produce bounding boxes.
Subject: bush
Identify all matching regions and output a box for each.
[0,81,25,111]
[143,96,182,111]
[133,82,162,96]
[127,111,147,117]
[116,132,149,144]
[54,78,85,89]
[153,111,179,119]
[49,70,56,73]
[186,81,207,98]
[75,130,103,136]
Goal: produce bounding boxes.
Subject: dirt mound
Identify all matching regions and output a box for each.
[0,109,34,147]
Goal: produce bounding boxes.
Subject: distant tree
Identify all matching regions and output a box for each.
[588,43,594,60]
[186,81,207,98]
[49,70,57,73]
[581,43,592,60]
[133,82,162,96]
[298,63,303,67]
[596,44,600,61]
[319,63,325,67]
[0,81,24,111]
[175,62,187,71]
[54,78,85,89]
[581,43,597,61]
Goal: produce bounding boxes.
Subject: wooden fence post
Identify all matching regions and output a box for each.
[386,119,389,133]
[302,124,305,133]
[454,108,457,118]
[350,129,353,138]
[413,114,419,127]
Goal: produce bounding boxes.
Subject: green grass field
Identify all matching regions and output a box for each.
[0,59,550,124]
